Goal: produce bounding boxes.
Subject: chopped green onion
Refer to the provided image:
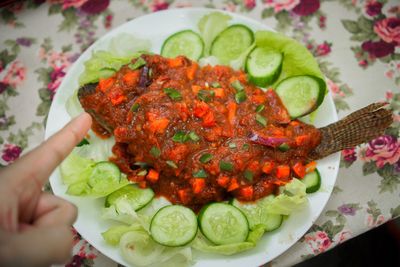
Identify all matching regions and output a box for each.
[244,170,253,182]
[256,114,267,126]
[235,91,247,104]
[193,169,207,178]
[198,90,215,102]
[228,142,237,149]
[188,131,200,142]
[172,131,188,143]
[166,160,178,169]
[130,103,140,112]
[278,143,290,152]
[164,87,182,101]
[211,82,221,88]
[76,138,89,147]
[256,104,265,113]
[128,57,146,70]
[199,153,213,164]
[133,162,151,168]
[231,80,244,91]
[150,146,161,158]
[137,170,148,176]
[242,144,250,151]
[219,161,233,172]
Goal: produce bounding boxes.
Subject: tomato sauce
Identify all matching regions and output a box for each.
[79,54,321,211]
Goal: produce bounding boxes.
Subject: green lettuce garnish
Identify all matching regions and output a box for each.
[255,30,325,85]
[198,12,231,56]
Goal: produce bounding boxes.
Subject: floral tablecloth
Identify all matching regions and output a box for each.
[0,0,399,266]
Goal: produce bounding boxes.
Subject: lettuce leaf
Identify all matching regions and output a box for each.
[192,225,265,255]
[265,178,308,215]
[102,224,143,246]
[198,12,231,56]
[255,31,325,85]
[79,34,151,86]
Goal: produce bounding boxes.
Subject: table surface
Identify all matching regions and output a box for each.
[0,0,399,266]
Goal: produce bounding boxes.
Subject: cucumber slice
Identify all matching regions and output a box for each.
[105,184,154,211]
[232,196,283,232]
[275,75,326,119]
[210,24,254,64]
[88,161,121,194]
[199,203,249,245]
[245,47,283,87]
[161,30,204,61]
[150,205,198,247]
[302,169,321,193]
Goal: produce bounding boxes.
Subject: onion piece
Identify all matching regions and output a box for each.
[248,132,289,148]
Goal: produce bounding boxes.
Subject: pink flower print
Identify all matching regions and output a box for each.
[366,214,385,227]
[315,42,331,56]
[80,0,110,14]
[2,144,22,163]
[293,0,320,17]
[2,61,26,87]
[364,135,400,168]
[105,14,113,29]
[342,148,357,163]
[48,66,66,96]
[244,0,257,10]
[385,91,393,100]
[263,0,300,13]
[62,0,88,10]
[364,0,382,17]
[151,0,169,12]
[304,230,332,254]
[326,79,344,97]
[374,17,400,45]
[361,40,395,58]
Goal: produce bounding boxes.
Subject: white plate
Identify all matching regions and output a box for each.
[46,8,340,267]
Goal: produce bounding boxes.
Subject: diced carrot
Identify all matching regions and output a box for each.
[168,57,184,67]
[305,161,317,173]
[295,135,309,146]
[238,73,247,83]
[192,178,205,194]
[247,160,260,172]
[122,70,140,86]
[138,181,147,189]
[149,118,170,134]
[191,85,202,95]
[217,175,230,188]
[98,77,115,92]
[176,103,189,121]
[262,161,274,174]
[239,186,253,200]
[202,111,216,127]
[272,180,288,186]
[227,101,237,125]
[146,169,159,183]
[193,101,209,118]
[186,63,198,80]
[276,165,290,179]
[213,88,225,98]
[251,94,266,104]
[290,120,300,126]
[110,93,127,105]
[292,162,306,178]
[178,189,191,204]
[227,178,239,192]
[146,112,158,122]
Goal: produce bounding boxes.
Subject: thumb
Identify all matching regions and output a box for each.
[0,226,74,267]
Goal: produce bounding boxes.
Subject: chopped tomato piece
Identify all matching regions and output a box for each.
[110,93,127,105]
[178,189,191,204]
[149,118,170,134]
[98,77,115,92]
[122,70,140,86]
[193,101,209,118]
[202,111,216,127]
[292,162,306,178]
[295,135,309,146]
[239,186,253,200]
[186,63,198,80]
[227,178,239,192]
[276,165,290,179]
[262,161,274,174]
[251,94,266,104]
[146,112,158,122]
[191,85,202,95]
[114,127,128,137]
[138,181,147,189]
[146,169,159,183]
[227,101,237,125]
[216,175,230,188]
[192,178,205,194]
[168,57,184,67]
[305,161,317,173]
[213,88,225,98]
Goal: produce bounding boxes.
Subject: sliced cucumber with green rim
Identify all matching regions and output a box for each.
[105,184,154,211]
[88,162,121,194]
[199,203,249,245]
[275,75,326,119]
[150,205,198,247]
[232,196,283,232]
[210,24,254,64]
[302,169,321,193]
[245,47,283,87]
[161,30,204,61]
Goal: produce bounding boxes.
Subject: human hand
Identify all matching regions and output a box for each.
[0,113,92,267]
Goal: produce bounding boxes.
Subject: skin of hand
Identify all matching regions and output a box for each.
[0,113,92,267]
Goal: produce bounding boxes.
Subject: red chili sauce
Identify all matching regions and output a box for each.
[79,54,321,211]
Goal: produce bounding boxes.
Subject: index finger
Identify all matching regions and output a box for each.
[5,113,92,185]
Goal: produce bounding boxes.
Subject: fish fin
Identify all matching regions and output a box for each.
[309,102,393,160]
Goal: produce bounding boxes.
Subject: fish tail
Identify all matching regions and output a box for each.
[309,102,393,160]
